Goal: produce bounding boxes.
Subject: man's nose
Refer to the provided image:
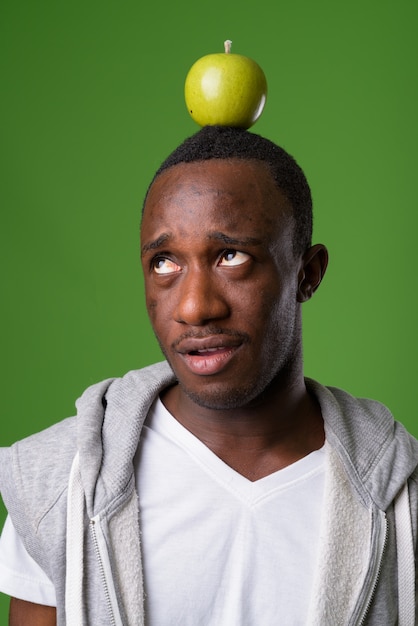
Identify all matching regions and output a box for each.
[174,270,230,326]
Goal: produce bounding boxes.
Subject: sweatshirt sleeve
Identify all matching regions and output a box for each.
[0,417,78,581]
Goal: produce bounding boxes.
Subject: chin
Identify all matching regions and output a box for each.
[180,378,270,411]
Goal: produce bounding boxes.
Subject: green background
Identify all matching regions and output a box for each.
[1,0,417,617]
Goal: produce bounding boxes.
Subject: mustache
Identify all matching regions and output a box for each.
[172,327,250,350]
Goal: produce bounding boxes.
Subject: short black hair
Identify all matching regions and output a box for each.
[144,125,313,255]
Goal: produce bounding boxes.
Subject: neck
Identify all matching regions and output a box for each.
[161,369,324,481]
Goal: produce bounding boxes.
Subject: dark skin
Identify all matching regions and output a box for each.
[141,158,328,480]
[9,157,328,622]
[9,598,56,626]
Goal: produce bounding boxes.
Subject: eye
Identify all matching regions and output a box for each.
[152,257,181,275]
[218,250,250,267]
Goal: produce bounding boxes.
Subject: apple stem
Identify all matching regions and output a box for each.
[224,40,232,54]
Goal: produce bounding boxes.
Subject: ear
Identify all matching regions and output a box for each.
[297,244,329,303]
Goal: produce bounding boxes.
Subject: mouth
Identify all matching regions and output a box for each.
[175,334,245,376]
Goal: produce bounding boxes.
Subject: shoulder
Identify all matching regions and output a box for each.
[0,416,77,527]
[0,415,78,578]
[307,378,418,509]
[0,362,175,525]
[306,378,418,456]
[306,378,396,425]
[306,378,410,450]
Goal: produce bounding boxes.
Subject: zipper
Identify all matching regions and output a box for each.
[356,512,388,626]
[90,517,122,626]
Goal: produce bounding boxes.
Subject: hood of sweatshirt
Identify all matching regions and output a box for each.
[74,362,418,519]
[76,361,175,518]
[307,380,418,511]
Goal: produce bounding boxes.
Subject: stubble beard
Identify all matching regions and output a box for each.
[155,323,302,412]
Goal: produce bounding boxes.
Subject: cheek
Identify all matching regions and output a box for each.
[146,298,157,317]
[145,286,173,331]
[252,279,297,325]
[145,290,161,322]
[144,281,158,320]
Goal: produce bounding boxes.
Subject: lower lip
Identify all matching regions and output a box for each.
[180,347,239,375]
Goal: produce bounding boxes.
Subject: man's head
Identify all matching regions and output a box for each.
[144,125,313,256]
[141,127,327,411]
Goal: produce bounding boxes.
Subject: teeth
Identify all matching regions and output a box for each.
[197,347,219,353]
[188,346,230,356]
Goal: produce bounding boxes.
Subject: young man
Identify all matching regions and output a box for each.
[0,126,417,625]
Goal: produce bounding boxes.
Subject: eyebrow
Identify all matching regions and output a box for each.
[141,233,171,255]
[141,230,263,256]
[207,231,262,246]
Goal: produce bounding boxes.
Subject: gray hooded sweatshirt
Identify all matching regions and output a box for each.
[0,361,417,625]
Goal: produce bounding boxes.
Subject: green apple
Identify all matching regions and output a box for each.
[184,40,267,129]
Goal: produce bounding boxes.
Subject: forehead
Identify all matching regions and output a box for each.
[142,159,293,235]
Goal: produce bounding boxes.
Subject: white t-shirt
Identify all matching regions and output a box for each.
[0,514,56,606]
[0,398,325,624]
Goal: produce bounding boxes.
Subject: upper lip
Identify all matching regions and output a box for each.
[175,335,244,355]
